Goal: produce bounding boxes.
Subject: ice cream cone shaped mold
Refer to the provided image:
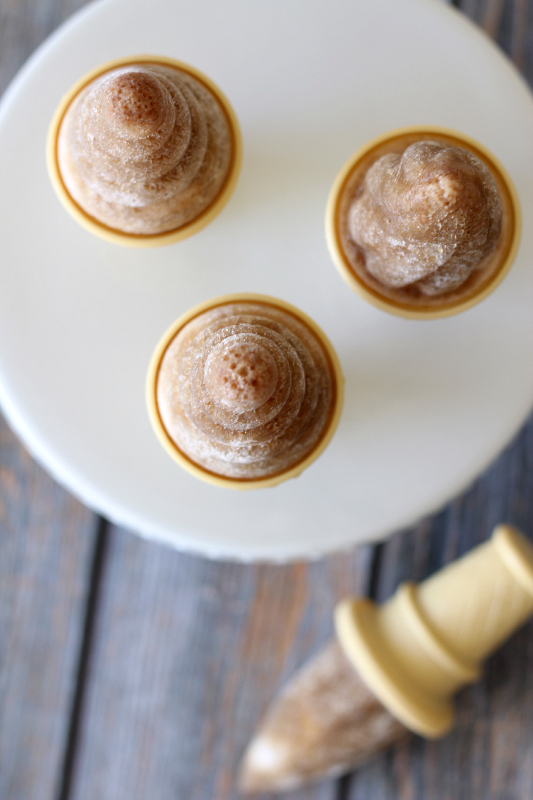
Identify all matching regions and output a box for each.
[326,126,520,319]
[146,294,344,490]
[47,56,242,247]
[335,524,533,738]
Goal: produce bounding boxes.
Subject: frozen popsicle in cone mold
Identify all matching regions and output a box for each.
[146,295,344,489]
[240,525,533,792]
[239,640,407,793]
[326,127,520,318]
[47,56,242,246]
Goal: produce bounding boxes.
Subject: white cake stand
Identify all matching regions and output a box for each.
[0,0,532,559]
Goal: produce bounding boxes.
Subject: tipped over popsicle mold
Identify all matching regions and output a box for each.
[335,524,533,738]
[146,295,344,490]
[47,56,242,246]
[326,127,520,319]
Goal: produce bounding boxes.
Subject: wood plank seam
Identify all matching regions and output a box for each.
[56,517,110,800]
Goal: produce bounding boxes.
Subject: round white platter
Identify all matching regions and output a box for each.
[0,0,532,560]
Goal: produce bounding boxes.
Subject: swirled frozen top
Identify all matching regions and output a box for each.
[156,301,338,480]
[57,63,234,235]
[348,141,502,296]
[338,139,505,304]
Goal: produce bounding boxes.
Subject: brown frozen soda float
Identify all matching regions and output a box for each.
[326,127,520,318]
[47,56,241,246]
[146,296,344,489]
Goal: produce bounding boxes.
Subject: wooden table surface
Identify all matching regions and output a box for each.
[1,1,533,798]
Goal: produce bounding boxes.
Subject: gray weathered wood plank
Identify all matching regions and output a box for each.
[0,414,98,800]
[65,527,373,800]
[0,0,88,96]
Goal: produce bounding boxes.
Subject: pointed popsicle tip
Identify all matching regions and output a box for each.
[238,735,306,794]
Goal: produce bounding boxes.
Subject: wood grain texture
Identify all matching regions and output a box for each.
[0,0,88,95]
[0,414,98,800]
[66,527,373,800]
[459,0,533,71]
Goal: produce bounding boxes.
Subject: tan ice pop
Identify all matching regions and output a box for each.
[239,524,533,792]
[147,294,344,489]
[47,56,242,246]
[326,127,521,319]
